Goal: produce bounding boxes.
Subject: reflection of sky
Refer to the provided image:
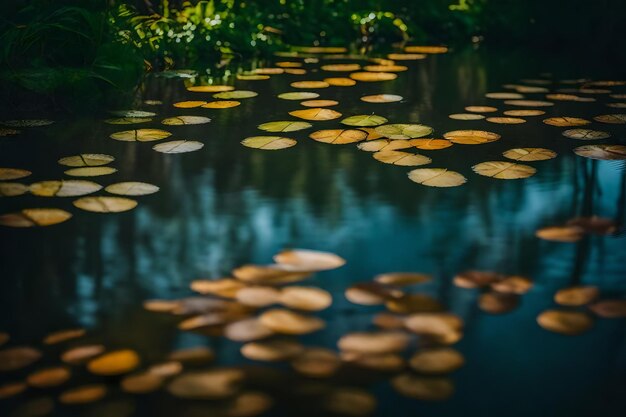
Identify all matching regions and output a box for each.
[1,48,625,417]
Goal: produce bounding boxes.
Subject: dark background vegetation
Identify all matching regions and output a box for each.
[0,0,624,108]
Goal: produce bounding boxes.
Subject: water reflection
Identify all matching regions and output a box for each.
[1,48,625,417]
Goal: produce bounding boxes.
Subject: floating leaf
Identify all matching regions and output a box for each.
[449,113,484,120]
[30,180,102,197]
[478,292,519,314]
[162,116,211,125]
[594,114,626,124]
[323,77,357,86]
[73,196,137,213]
[173,101,206,108]
[259,309,325,335]
[408,168,466,187]
[410,138,453,150]
[391,374,454,401]
[546,93,590,101]
[277,92,319,100]
[168,347,214,364]
[0,182,28,197]
[242,136,297,150]
[404,313,463,344]
[375,124,433,139]
[233,264,311,285]
[537,310,593,335]
[27,367,71,388]
[321,64,361,72]
[563,129,610,140]
[104,117,152,124]
[486,117,526,124]
[361,94,402,103]
[472,161,535,179]
[64,167,117,177]
[58,154,114,167]
[290,81,329,89]
[110,110,155,118]
[588,300,626,318]
[237,74,270,80]
[0,128,20,136]
[375,272,431,286]
[543,117,590,127]
[386,293,442,314]
[201,100,241,109]
[224,318,275,342]
[0,208,72,227]
[573,144,626,160]
[0,382,26,399]
[276,61,302,68]
[465,106,497,113]
[258,121,311,132]
[373,151,431,166]
[503,109,545,116]
[301,99,338,107]
[503,148,557,161]
[554,286,599,306]
[443,130,500,144]
[358,139,413,152]
[309,129,367,144]
[254,67,284,75]
[274,249,346,271]
[87,350,140,376]
[350,72,397,82]
[0,167,31,180]
[278,286,332,311]
[409,348,464,374]
[0,347,41,371]
[291,348,340,378]
[535,225,584,242]
[105,182,159,196]
[59,384,107,404]
[405,46,448,53]
[607,102,626,108]
[344,283,400,306]
[235,286,281,307]
[0,119,54,127]
[187,85,234,93]
[226,392,274,417]
[153,140,204,154]
[338,331,410,354]
[453,271,503,288]
[121,373,163,394]
[289,108,342,121]
[241,339,304,362]
[504,100,554,107]
[491,276,533,294]
[387,53,426,60]
[364,64,408,72]
[213,90,258,99]
[43,328,86,345]
[342,115,388,127]
[324,388,377,416]
[61,345,105,365]
[110,129,171,142]
[190,279,244,299]
[486,92,524,99]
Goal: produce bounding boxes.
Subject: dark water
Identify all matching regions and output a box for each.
[1,46,625,417]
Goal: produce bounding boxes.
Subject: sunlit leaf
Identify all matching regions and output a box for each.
[276,61,302,68]
[233,264,311,285]
[555,286,599,306]
[373,151,431,166]
[486,117,526,124]
[358,127,383,140]
[338,331,409,354]
[110,129,171,142]
[237,74,270,80]
[290,81,329,89]
[573,144,626,160]
[563,129,610,140]
[87,350,140,376]
[104,117,152,124]
[295,46,347,53]
[0,208,72,227]
[301,99,338,107]
[201,100,241,108]
[242,136,297,150]
[309,129,367,144]
[409,348,464,374]
[259,309,325,335]
[443,130,500,144]
[392,374,454,401]
[258,121,311,132]
[543,117,590,127]
[321,77,356,87]
[153,140,204,153]
[387,53,426,60]
[59,384,107,404]
[224,318,275,343]
[504,99,554,107]
[405,46,448,54]
[0,167,31,180]
[503,148,557,161]
[404,312,463,344]
[358,139,413,152]
[235,286,281,307]
[364,65,408,73]
[464,106,497,113]
[535,225,584,242]
[61,345,105,365]
[173,101,206,108]
[289,108,342,121]
[472,161,535,179]
[64,167,117,177]
[58,154,114,167]
[241,339,304,362]
[278,286,332,311]
[43,328,85,345]
[449,113,484,120]
[73,196,137,213]
[187,85,234,93]
[27,367,71,388]
[213,90,258,99]
[110,110,155,118]
[345,282,400,306]
[342,114,388,127]
[410,138,453,150]
[0,347,41,371]
[105,182,159,196]
[277,92,319,100]
[503,109,545,116]
[350,72,397,82]
[486,92,524,99]
[0,182,28,197]
[321,63,361,72]
[274,249,345,271]
[254,67,284,75]
[593,114,626,124]
[361,94,402,103]
[537,310,593,335]
[30,180,102,197]
[407,168,466,187]
[162,116,211,125]
[291,348,340,378]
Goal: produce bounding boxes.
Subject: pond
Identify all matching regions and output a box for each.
[1,46,625,417]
